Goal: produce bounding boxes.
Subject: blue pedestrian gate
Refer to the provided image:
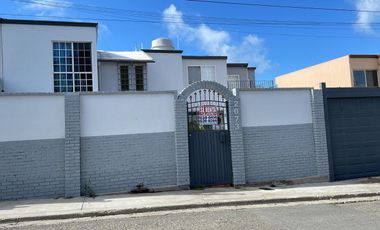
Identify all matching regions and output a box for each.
[187,89,233,187]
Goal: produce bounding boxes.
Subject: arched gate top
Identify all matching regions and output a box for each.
[178,81,235,101]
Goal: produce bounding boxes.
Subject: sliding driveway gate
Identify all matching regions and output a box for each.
[323,85,380,181]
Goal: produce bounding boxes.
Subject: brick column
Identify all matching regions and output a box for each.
[228,92,245,185]
[64,93,81,197]
[311,89,330,180]
[175,96,190,187]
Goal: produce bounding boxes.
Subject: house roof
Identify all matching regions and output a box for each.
[0,18,97,28]
[349,54,380,59]
[97,51,154,63]
[227,63,249,67]
[182,55,227,60]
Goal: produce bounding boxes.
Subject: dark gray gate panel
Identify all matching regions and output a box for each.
[327,97,380,180]
[189,130,233,187]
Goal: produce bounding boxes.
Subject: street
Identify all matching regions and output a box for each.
[2,199,380,230]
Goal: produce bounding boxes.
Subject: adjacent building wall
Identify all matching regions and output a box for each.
[275,56,352,89]
[350,57,380,85]
[2,24,98,92]
[240,89,322,183]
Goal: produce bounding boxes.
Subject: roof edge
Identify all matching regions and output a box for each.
[227,63,248,67]
[349,54,380,59]
[0,18,98,28]
[182,55,227,60]
[141,49,183,54]
[98,59,155,63]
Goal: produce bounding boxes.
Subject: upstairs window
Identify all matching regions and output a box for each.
[53,42,93,92]
[187,66,216,84]
[228,74,240,82]
[353,70,378,87]
[120,66,129,91]
[135,65,145,91]
[119,64,147,91]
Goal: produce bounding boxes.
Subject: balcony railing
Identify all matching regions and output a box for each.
[255,80,276,89]
[227,80,253,90]
[227,80,276,90]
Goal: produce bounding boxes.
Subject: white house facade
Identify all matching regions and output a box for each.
[0,18,351,202]
[0,19,255,93]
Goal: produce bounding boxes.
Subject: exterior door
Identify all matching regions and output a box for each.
[187,89,233,187]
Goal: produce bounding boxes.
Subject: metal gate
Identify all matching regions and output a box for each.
[187,89,233,187]
[323,86,380,181]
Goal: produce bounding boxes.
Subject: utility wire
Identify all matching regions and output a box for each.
[7,0,380,28]
[1,13,380,40]
[187,0,380,13]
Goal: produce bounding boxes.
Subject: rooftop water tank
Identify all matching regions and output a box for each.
[151,38,175,50]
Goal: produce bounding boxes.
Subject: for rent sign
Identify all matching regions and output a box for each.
[198,105,218,125]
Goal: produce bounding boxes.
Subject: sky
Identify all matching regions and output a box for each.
[1,0,380,80]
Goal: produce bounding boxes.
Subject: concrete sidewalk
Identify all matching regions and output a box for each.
[1,178,380,223]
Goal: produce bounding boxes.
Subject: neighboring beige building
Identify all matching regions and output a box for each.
[275,55,380,89]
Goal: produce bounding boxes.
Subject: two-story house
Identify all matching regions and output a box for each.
[0,18,256,93]
[275,55,380,89]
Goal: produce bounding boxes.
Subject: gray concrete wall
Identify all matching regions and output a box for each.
[80,132,177,194]
[243,123,317,183]
[227,67,249,81]
[98,62,119,92]
[0,139,65,200]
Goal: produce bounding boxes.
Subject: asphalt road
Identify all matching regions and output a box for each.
[3,200,380,230]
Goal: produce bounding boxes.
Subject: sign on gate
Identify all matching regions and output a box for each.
[198,105,218,125]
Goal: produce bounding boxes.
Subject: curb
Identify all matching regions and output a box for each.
[1,192,380,224]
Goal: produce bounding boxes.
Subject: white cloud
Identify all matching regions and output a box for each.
[18,0,72,17]
[355,0,380,34]
[163,4,271,73]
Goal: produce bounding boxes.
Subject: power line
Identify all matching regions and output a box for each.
[8,0,380,28]
[1,13,380,40]
[187,0,380,13]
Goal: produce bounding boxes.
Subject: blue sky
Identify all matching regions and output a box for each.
[1,0,380,80]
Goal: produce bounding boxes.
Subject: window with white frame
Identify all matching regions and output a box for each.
[118,64,147,91]
[119,65,129,91]
[53,42,93,92]
[228,74,240,82]
[188,66,216,84]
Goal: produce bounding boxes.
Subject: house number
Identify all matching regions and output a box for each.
[233,100,240,130]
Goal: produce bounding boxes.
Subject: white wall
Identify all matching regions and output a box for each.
[0,23,3,92]
[80,93,176,137]
[240,89,312,127]
[182,59,228,88]
[146,53,184,92]
[0,95,65,142]
[98,62,119,92]
[2,24,98,92]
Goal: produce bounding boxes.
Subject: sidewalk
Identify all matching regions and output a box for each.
[1,178,380,223]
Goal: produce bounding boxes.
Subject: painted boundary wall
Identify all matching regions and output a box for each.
[0,94,65,200]
[240,89,329,183]
[0,85,329,201]
[0,92,177,200]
